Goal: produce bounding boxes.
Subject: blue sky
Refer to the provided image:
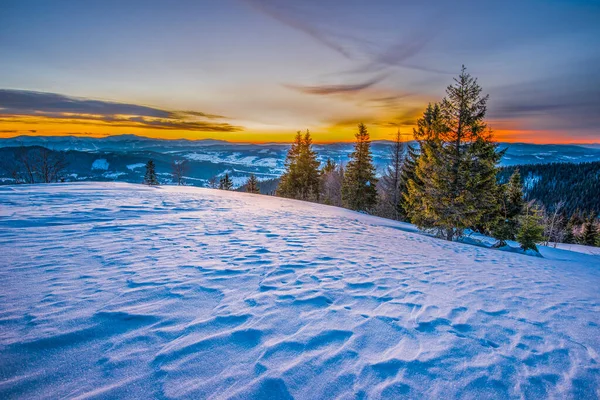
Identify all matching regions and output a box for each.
[1,0,599,142]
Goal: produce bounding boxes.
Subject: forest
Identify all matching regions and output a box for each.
[499,162,600,217]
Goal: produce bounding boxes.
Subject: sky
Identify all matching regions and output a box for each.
[1,0,599,143]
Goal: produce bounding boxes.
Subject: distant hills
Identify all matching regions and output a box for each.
[2,135,600,187]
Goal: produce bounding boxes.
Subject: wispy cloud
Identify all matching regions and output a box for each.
[243,0,358,59]
[0,89,243,132]
[246,0,446,111]
[489,58,600,134]
[283,76,385,95]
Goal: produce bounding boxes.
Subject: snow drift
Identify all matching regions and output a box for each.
[0,183,598,399]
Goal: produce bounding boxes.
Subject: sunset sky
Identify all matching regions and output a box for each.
[1,0,599,143]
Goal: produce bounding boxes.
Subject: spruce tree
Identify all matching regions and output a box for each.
[322,158,336,175]
[277,130,320,201]
[246,174,260,194]
[143,160,159,186]
[406,67,501,240]
[398,143,419,220]
[563,215,577,244]
[342,123,378,212]
[492,169,524,246]
[219,173,233,190]
[379,131,405,220]
[517,204,545,252]
[580,215,598,246]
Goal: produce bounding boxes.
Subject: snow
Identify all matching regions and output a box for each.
[102,171,127,179]
[126,163,146,171]
[184,152,280,169]
[0,182,598,399]
[551,242,600,256]
[91,159,109,170]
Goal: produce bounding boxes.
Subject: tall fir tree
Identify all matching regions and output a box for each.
[342,123,378,212]
[378,131,405,220]
[277,130,320,201]
[517,204,545,252]
[143,160,159,186]
[246,174,260,194]
[219,173,233,190]
[492,169,524,246]
[406,67,501,240]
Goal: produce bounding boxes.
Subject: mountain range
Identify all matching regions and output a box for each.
[2,135,600,187]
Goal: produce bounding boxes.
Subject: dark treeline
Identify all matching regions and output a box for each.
[499,161,600,217]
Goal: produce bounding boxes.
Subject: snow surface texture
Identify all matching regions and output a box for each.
[0,183,599,399]
[91,159,109,170]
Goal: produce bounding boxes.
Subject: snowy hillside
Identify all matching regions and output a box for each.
[0,183,598,399]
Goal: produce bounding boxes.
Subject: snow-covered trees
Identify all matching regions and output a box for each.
[277,130,321,201]
[219,173,233,190]
[143,160,159,186]
[342,123,378,212]
[406,67,501,240]
[246,174,260,194]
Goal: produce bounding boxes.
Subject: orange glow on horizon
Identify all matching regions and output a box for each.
[1,116,598,145]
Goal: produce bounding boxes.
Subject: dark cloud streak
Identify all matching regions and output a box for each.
[0,89,243,132]
[283,76,385,95]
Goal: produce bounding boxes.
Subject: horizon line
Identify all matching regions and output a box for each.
[1,133,600,146]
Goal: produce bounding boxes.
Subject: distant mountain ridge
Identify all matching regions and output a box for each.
[2,135,600,187]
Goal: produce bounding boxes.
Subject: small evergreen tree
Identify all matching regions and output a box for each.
[277,130,320,201]
[398,143,419,220]
[378,131,405,220]
[563,214,577,244]
[143,160,159,185]
[219,173,233,190]
[580,214,598,246]
[322,158,336,175]
[342,123,378,212]
[517,204,545,252]
[492,169,524,246]
[246,174,260,194]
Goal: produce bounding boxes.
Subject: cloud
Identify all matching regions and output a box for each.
[0,89,243,132]
[248,0,447,104]
[247,0,447,74]
[172,110,226,119]
[489,60,600,133]
[243,0,357,59]
[284,76,385,95]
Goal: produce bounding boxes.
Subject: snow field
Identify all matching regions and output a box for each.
[0,183,598,399]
